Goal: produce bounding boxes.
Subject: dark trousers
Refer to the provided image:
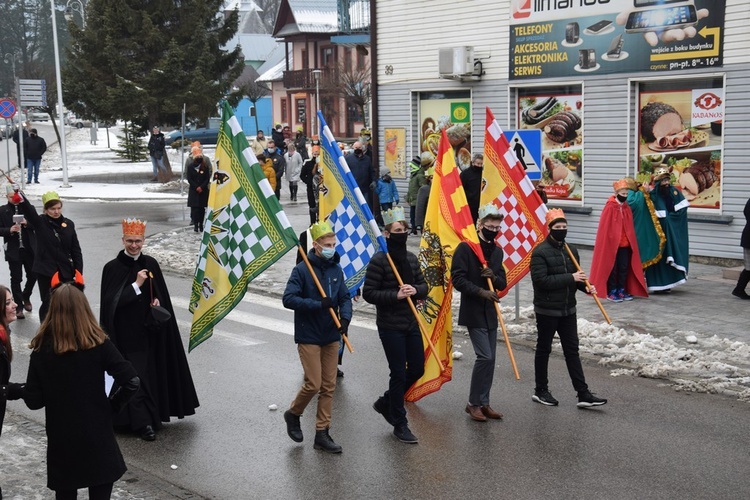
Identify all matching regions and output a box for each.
[468,327,498,406]
[607,246,631,292]
[534,313,588,393]
[379,328,425,426]
[288,182,298,200]
[8,250,36,307]
[55,482,113,500]
[190,206,206,228]
[380,202,393,212]
[275,177,282,199]
[38,274,53,322]
[410,205,416,229]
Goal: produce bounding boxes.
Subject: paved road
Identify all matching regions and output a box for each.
[2,200,750,499]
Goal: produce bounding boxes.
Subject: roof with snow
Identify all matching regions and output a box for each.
[272,0,338,37]
[237,34,279,61]
[256,52,292,83]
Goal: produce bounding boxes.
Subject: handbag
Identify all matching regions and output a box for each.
[146,271,172,329]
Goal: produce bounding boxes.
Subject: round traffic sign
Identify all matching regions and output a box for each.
[0,98,17,119]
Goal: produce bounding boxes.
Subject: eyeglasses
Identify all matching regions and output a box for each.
[483,225,502,231]
[125,239,144,245]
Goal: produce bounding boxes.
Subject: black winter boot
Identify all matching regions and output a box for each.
[732,269,750,300]
[313,428,342,453]
[284,410,303,443]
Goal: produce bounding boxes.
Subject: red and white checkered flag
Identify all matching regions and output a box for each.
[481,107,548,297]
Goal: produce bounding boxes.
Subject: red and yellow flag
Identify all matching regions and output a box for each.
[406,130,480,401]
[480,107,548,297]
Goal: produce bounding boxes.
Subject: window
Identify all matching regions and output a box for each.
[297,98,306,123]
[344,48,352,71]
[280,98,287,123]
[301,49,308,69]
[322,47,334,68]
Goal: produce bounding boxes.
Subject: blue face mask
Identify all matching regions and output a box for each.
[319,246,336,260]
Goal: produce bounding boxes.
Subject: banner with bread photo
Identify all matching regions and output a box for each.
[637,79,724,210]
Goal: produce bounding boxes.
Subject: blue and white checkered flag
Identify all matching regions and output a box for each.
[318,112,387,295]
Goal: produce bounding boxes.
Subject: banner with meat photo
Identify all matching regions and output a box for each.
[518,89,584,202]
[637,78,724,210]
[419,92,472,172]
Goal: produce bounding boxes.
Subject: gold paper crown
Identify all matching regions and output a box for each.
[478,203,503,220]
[545,208,566,227]
[122,218,147,237]
[310,220,334,241]
[653,166,671,181]
[613,179,629,191]
[382,206,405,226]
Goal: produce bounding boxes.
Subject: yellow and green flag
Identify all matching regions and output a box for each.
[188,102,297,351]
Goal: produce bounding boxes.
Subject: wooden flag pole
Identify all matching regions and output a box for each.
[385,253,445,371]
[298,245,354,353]
[563,243,612,325]
[484,272,520,380]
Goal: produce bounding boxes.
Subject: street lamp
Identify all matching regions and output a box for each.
[51,0,70,187]
[64,0,86,28]
[312,69,322,135]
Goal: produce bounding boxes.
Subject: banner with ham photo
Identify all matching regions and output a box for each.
[405,130,480,402]
[637,78,724,210]
[481,107,549,298]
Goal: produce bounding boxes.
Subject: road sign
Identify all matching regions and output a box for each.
[0,98,17,119]
[503,129,543,181]
[19,78,47,107]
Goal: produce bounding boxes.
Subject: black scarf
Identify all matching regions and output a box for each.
[387,237,413,284]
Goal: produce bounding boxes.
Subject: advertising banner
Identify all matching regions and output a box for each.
[509,0,725,80]
[518,90,584,202]
[383,128,406,178]
[419,92,472,171]
[637,79,723,210]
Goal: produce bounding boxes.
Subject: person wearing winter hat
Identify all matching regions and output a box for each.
[294,125,308,160]
[17,191,82,322]
[406,157,427,234]
[733,197,750,300]
[363,207,428,444]
[186,144,212,232]
[375,167,399,212]
[451,203,508,422]
[0,184,37,318]
[530,208,607,408]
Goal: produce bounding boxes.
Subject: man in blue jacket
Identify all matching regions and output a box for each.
[282,221,352,454]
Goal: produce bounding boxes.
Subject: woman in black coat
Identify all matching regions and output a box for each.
[0,284,23,499]
[363,208,428,444]
[732,197,750,299]
[186,145,212,232]
[24,283,139,500]
[18,191,83,321]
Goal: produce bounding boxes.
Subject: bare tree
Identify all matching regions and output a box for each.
[321,60,371,128]
[231,80,270,132]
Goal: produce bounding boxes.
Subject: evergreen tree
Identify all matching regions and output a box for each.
[115,121,148,162]
[63,0,243,129]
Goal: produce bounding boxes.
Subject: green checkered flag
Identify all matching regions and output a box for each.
[189,102,298,351]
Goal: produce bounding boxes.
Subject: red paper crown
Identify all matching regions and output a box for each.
[122,218,147,237]
[545,208,566,227]
[613,179,629,191]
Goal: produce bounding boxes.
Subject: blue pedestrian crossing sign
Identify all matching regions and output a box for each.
[0,98,17,119]
[503,130,542,181]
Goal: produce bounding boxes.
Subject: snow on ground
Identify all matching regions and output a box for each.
[24,129,749,402]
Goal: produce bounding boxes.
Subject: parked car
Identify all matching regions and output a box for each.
[28,110,49,122]
[164,127,219,147]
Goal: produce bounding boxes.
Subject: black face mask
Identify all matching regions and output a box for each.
[550,228,567,242]
[616,194,628,203]
[481,227,498,242]
[388,232,408,246]
[354,149,363,157]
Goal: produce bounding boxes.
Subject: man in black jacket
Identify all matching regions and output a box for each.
[530,208,607,408]
[24,128,47,184]
[451,203,507,422]
[459,153,484,224]
[147,126,166,182]
[0,185,36,317]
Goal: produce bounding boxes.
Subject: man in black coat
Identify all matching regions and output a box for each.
[24,128,47,184]
[0,185,36,317]
[345,141,377,209]
[530,208,607,408]
[100,219,199,441]
[11,123,29,170]
[186,145,212,232]
[451,203,507,422]
[460,153,485,224]
[271,123,285,151]
[147,126,166,182]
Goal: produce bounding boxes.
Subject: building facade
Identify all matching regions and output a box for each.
[374,0,749,260]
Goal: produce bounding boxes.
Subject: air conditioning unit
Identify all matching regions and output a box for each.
[439,47,475,77]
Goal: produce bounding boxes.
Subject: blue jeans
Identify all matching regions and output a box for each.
[468,327,498,406]
[26,158,41,182]
[150,155,165,176]
[379,328,425,426]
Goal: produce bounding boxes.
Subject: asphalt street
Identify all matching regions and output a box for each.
[2,199,749,499]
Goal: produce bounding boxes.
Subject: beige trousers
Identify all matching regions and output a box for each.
[289,341,339,430]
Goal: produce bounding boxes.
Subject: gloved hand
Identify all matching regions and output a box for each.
[5,383,25,400]
[339,317,350,336]
[480,267,496,280]
[321,297,333,309]
[478,289,500,303]
[109,376,140,414]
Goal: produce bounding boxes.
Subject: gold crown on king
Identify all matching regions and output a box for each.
[545,208,566,227]
[122,218,147,237]
[383,206,405,226]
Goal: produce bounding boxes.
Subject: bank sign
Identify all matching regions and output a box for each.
[509,0,725,80]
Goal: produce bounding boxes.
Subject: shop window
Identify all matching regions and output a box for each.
[515,85,584,204]
[297,98,307,124]
[636,76,724,212]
